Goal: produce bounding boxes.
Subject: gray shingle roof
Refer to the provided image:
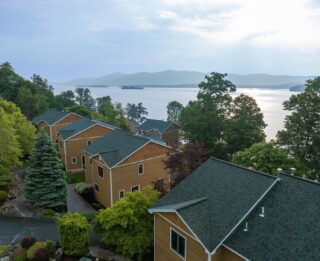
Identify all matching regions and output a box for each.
[83,130,168,168]
[225,174,320,261]
[32,109,71,125]
[150,158,277,253]
[59,118,115,140]
[139,119,176,133]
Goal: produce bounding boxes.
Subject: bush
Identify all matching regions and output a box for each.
[34,248,50,261]
[0,182,9,192]
[21,236,37,250]
[0,175,11,183]
[0,191,7,205]
[27,242,46,260]
[75,183,94,202]
[45,240,56,258]
[57,212,90,256]
[66,172,85,184]
[41,209,56,218]
[0,245,8,256]
[91,202,104,210]
[13,247,27,261]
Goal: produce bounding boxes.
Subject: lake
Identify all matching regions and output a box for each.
[53,85,296,141]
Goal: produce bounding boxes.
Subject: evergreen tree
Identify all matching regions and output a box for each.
[25,129,67,212]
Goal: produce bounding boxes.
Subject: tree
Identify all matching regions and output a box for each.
[226,94,266,155]
[65,104,92,118]
[277,76,320,175]
[164,142,209,187]
[0,99,35,156]
[125,103,148,123]
[54,90,76,109]
[75,88,95,110]
[167,101,183,124]
[93,187,160,260]
[24,129,67,211]
[232,142,309,177]
[180,72,236,157]
[0,107,21,168]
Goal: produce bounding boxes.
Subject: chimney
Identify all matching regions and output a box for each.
[290,168,296,176]
[259,207,265,218]
[277,168,282,174]
[243,222,249,232]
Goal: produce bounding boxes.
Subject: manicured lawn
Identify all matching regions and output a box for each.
[65,172,85,184]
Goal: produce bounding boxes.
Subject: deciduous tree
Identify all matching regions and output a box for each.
[125,103,148,123]
[167,101,183,124]
[75,88,95,110]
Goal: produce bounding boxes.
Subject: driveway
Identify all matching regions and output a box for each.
[0,216,100,245]
[67,184,97,213]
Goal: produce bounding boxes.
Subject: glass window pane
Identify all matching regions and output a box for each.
[171,230,178,251]
[178,236,185,257]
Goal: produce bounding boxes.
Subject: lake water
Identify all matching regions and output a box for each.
[54,85,296,141]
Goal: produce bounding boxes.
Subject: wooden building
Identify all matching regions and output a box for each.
[138,119,180,148]
[82,130,171,208]
[149,158,320,261]
[57,118,115,172]
[32,109,81,142]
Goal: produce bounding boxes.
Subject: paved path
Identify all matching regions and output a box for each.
[67,184,97,213]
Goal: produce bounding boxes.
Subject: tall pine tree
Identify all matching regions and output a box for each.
[25,129,67,211]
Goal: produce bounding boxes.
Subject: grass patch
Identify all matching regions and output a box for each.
[65,172,85,184]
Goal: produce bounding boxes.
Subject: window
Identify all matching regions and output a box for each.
[170,228,186,259]
[138,163,144,175]
[94,184,100,192]
[131,185,140,192]
[71,157,77,165]
[98,166,104,178]
[87,140,92,146]
[119,190,125,199]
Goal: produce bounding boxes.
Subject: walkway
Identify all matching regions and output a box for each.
[67,184,97,213]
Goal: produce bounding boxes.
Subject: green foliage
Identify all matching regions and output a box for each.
[41,209,56,218]
[45,240,56,258]
[65,172,85,184]
[65,104,92,118]
[277,76,320,176]
[75,182,94,203]
[24,129,67,211]
[167,101,183,124]
[0,99,36,156]
[75,182,92,194]
[125,102,148,123]
[13,247,27,261]
[91,202,104,210]
[0,191,8,205]
[54,90,76,109]
[93,186,160,260]
[0,245,8,256]
[33,248,50,261]
[21,236,37,250]
[0,183,9,192]
[233,142,309,176]
[57,212,90,256]
[75,88,95,110]
[27,242,46,260]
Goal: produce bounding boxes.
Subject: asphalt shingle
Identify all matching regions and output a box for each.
[32,109,71,125]
[139,119,175,134]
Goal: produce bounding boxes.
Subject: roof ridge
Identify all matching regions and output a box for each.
[279,172,320,186]
[209,157,277,179]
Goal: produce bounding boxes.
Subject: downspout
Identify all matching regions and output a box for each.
[64,140,68,171]
[49,125,52,139]
[206,249,214,261]
[91,158,93,185]
[109,168,113,206]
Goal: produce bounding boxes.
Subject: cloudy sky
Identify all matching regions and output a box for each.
[1,0,320,81]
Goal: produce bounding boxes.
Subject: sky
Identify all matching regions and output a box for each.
[0,0,320,82]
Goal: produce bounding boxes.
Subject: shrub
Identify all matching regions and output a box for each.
[91,202,104,210]
[41,209,55,218]
[75,183,94,202]
[0,182,9,192]
[13,247,27,261]
[0,245,8,256]
[27,242,45,260]
[34,248,50,261]
[65,172,85,184]
[57,212,90,256]
[21,236,37,249]
[45,240,56,258]
[0,175,11,183]
[0,191,7,205]
[0,166,11,177]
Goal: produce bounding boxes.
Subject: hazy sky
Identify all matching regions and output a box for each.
[1,0,320,81]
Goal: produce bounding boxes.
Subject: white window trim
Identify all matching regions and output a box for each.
[119,190,125,199]
[138,163,144,175]
[71,156,77,165]
[94,183,100,193]
[131,185,140,192]
[97,166,104,180]
[170,227,187,260]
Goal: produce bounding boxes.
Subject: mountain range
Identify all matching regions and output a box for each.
[63,70,313,89]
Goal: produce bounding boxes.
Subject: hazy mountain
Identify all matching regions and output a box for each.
[63,70,313,88]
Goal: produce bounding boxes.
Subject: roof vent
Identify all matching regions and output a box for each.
[243,222,249,232]
[259,207,265,218]
[277,168,282,174]
[290,168,296,176]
